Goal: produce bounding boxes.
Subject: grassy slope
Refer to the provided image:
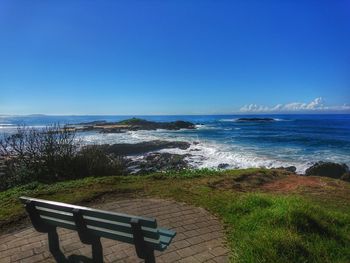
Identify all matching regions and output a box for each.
[1,168,349,263]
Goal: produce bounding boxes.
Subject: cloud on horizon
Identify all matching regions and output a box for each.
[240,98,350,113]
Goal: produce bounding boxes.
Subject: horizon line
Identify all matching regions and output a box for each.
[1,112,350,117]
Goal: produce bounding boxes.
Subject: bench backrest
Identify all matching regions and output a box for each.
[20,197,165,251]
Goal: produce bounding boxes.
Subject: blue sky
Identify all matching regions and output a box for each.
[0,0,349,115]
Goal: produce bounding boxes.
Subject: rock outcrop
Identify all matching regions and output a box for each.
[276,166,297,173]
[218,163,230,169]
[126,152,190,174]
[105,140,190,156]
[305,161,349,181]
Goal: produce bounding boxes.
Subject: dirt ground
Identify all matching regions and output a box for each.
[261,175,325,192]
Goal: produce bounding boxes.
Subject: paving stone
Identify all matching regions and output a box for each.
[0,198,229,262]
[0,256,11,263]
[19,254,44,263]
[10,249,34,262]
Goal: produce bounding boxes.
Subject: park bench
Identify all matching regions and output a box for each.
[20,196,176,263]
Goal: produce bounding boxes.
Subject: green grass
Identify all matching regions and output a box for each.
[1,169,350,263]
[220,194,350,262]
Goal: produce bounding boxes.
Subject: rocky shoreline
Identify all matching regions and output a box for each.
[64,117,350,180]
[84,140,350,181]
[82,140,192,174]
[126,152,191,174]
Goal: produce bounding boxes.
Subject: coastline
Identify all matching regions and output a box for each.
[1,115,350,174]
[83,138,349,181]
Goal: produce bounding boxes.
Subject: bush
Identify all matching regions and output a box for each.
[75,145,125,178]
[0,125,125,190]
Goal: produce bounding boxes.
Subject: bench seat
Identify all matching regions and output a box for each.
[20,196,176,262]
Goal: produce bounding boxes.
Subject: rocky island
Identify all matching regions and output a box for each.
[66,118,196,133]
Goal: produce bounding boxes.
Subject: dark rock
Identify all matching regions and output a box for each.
[127,152,191,174]
[83,140,191,156]
[106,140,190,156]
[237,118,275,122]
[305,161,349,181]
[100,128,125,133]
[75,120,109,126]
[341,173,350,182]
[190,149,201,152]
[218,163,230,169]
[276,166,297,173]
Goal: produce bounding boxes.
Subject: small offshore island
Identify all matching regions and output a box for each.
[66,117,196,133]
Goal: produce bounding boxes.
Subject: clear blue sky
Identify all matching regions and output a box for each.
[0,0,349,115]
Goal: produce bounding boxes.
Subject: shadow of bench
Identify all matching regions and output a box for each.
[20,197,176,263]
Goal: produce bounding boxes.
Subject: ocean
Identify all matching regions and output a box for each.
[1,114,349,173]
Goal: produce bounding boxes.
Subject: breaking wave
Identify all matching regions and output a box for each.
[219,118,290,122]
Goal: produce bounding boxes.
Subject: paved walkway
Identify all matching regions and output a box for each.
[0,199,229,262]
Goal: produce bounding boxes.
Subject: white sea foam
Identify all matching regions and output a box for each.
[0,124,15,131]
[219,118,238,122]
[195,124,218,130]
[158,140,308,173]
[78,130,161,145]
[219,118,290,122]
[273,118,293,122]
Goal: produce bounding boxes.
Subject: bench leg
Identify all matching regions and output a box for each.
[144,250,155,263]
[130,218,156,263]
[48,230,67,262]
[92,240,103,263]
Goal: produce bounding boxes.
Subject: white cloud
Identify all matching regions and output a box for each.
[240,97,350,113]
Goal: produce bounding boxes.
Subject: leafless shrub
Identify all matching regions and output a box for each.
[0,125,124,190]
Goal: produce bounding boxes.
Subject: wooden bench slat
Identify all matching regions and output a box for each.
[40,215,76,230]
[20,197,157,228]
[86,226,164,251]
[39,215,164,250]
[37,207,73,221]
[36,208,160,240]
[82,209,157,229]
[158,227,176,238]
[159,233,176,248]
[84,217,159,240]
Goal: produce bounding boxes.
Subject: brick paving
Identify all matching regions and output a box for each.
[0,199,229,262]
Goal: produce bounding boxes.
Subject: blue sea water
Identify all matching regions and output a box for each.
[1,114,349,173]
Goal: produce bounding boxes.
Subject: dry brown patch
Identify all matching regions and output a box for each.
[261,175,325,193]
[207,170,348,196]
[208,170,290,191]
